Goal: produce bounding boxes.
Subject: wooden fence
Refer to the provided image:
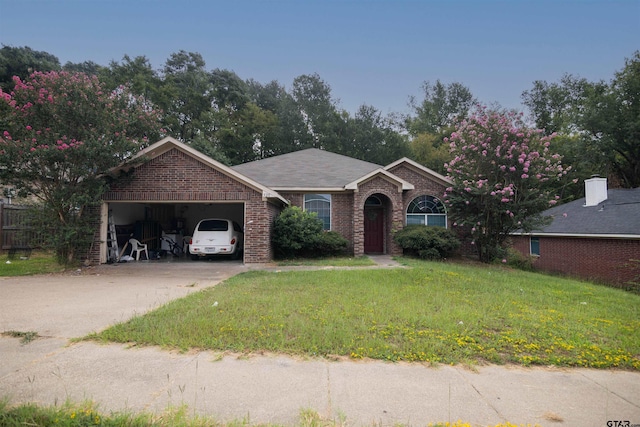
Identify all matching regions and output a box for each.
[0,203,41,250]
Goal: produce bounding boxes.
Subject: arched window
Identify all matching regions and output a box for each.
[406,195,447,227]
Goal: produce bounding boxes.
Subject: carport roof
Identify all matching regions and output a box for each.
[231,148,383,190]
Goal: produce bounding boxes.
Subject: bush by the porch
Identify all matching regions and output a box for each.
[272,207,348,259]
[394,225,460,260]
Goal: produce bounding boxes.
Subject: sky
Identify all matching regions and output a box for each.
[0,0,638,116]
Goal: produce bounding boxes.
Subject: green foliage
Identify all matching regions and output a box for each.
[271,207,324,259]
[1,330,40,344]
[0,400,223,427]
[314,231,349,257]
[407,79,475,136]
[522,51,640,189]
[393,225,460,259]
[345,104,410,165]
[272,208,349,259]
[444,107,568,263]
[0,45,61,92]
[406,80,475,175]
[504,247,535,271]
[409,132,451,175]
[0,71,163,264]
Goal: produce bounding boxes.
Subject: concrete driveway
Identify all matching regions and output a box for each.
[1,259,640,426]
[0,259,248,338]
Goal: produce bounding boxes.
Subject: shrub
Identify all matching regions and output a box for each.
[504,247,535,271]
[314,231,349,257]
[393,225,460,260]
[272,207,323,259]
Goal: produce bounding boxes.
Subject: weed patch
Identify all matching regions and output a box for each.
[2,330,40,344]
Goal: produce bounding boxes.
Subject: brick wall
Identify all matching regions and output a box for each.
[511,235,640,287]
[244,199,280,263]
[280,191,355,254]
[98,148,278,264]
[354,178,404,256]
[105,149,258,201]
[386,164,448,212]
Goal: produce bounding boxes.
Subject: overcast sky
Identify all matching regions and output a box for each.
[1,0,638,116]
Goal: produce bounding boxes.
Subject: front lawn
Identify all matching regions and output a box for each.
[0,251,65,276]
[90,258,640,370]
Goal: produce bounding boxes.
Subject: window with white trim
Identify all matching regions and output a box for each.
[304,194,331,230]
[406,195,447,227]
[530,236,540,256]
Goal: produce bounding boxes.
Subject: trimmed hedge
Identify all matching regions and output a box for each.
[393,225,460,260]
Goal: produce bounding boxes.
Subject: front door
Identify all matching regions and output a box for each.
[364,207,384,253]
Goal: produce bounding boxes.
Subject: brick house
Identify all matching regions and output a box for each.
[511,177,640,287]
[93,136,452,264]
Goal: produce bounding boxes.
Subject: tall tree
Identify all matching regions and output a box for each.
[0,71,163,263]
[408,80,475,135]
[407,80,475,173]
[161,50,214,142]
[346,105,409,164]
[583,52,640,188]
[62,60,103,75]
[292,73,346,152]
[444,108,568,263]
[247,79,310,157]
[521,75,591,136]
[522,51,640,189]
[409,132,450,174]
[0,45,61,91]
[99,55,162,101]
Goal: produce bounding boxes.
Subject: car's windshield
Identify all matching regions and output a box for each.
[197,220,229,232]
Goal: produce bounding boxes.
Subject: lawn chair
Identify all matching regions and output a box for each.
[128,238,149,261]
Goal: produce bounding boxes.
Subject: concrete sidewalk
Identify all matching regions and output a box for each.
[1,259,639,426]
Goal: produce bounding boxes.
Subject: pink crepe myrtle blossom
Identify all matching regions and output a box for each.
[444,106,565,263]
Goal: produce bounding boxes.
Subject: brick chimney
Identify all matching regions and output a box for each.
[584,176,608,207]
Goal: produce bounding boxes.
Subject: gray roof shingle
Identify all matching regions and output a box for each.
[231,148,382,189]
[533,188,640,236]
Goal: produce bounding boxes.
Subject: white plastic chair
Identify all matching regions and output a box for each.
[128,238,149,261]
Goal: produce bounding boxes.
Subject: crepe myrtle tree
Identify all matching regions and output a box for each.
[0,71,163,264]
[444,107,569,263]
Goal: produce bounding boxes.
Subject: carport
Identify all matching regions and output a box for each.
[93,137,288,265]
[107,201,245,260]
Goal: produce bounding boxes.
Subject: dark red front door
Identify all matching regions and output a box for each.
[364,207,383,253]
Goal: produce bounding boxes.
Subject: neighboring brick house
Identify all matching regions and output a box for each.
[93,137,452,264]
[511,177,640,287]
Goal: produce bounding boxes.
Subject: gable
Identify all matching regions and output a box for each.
[107,137,287,204]
[345,168,413,192]
[385,158,452,188]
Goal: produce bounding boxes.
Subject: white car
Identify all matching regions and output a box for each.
[189,219,244,260]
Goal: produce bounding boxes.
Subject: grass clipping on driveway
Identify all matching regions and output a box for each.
[91,259,640,370]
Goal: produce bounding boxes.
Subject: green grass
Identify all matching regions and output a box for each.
[0,399,251,427]
[0,399,539,427]
[89,258,640,370]
[276,256,376,267]
[0,251,65,276]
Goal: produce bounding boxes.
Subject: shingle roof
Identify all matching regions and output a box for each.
[532,188,640,236]
[231,148,383,189]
